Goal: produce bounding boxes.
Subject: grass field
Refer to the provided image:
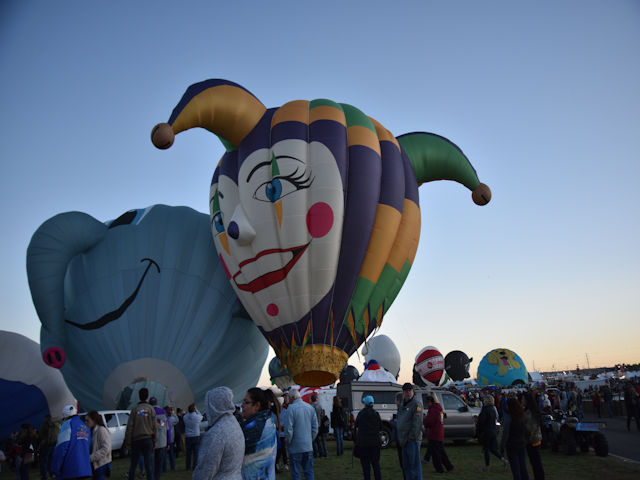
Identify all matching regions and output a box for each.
[6,438,638,480]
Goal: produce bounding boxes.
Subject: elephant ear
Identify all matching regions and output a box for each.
[27,212,107,352]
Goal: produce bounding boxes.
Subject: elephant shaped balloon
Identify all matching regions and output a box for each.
[152,79,491,386]
[27,204,268,409]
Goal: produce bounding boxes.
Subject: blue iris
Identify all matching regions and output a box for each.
[213,212,224,233]
[265,179,282,202]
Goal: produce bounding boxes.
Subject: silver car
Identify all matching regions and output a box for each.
[418,389,480,441]
[79,410,130,452]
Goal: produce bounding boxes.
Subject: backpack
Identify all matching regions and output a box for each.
[319,414,330,435]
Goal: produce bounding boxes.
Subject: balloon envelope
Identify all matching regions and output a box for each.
[268,357,295,391]
[0,331,75,438]
[444,350,473,382]
[476,348,528,387]
[27,205,269,409]
[154,79,491,386]
[415,346,445,386]
[338,365,360,384]
[362,335,401,377]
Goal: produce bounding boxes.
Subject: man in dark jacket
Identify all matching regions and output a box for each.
[397,383,423,480]
[124,388,157,480]
[422,396,454,473]
[39,415,59,480]
[355,396,381,480]
[624,385,640,431]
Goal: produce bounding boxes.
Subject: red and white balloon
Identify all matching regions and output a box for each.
[415,346,445,386]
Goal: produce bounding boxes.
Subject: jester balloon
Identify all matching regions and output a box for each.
[477,348,528,387]
[444,350,473,382]
[27,205,268,409]
[415,346,445,386]
[362,334,401,378]
[152,79,491,386]
[0,331,75,439]
[268,357,295,391]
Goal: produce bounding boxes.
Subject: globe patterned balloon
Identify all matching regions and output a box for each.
[477,348,528,386]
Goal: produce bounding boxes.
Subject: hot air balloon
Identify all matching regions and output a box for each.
[338,365,360,384]
[27,205,268,409]
[151,79,491,387]
[1,331,75,438]
[268,357,295,391]
[362,334,401,378]
[415,346,445,386]
[444,350,473,382]
[477,348,528,386]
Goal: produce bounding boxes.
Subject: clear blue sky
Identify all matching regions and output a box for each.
[2,0,639,386]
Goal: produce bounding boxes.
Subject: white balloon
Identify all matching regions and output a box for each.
[362,335,401,377]
[0,330,75,435]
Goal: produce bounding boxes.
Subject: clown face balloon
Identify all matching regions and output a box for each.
[152,79,492,386]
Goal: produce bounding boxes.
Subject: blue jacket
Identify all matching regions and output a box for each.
[284,399,318,455]
[51,416,92,479]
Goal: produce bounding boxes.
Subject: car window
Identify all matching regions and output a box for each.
[104,413,118,428]
[117,413,129,426]
[441,393,465,411]
[360,391,398,405]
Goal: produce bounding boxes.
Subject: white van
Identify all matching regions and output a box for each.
[79,410,130,452]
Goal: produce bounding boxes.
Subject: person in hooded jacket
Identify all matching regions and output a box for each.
[477,395,508,472]
[422,396,454,474]
[85,412,111,480]
[355,396,382,480]
[193,387,245,480]
[51,405,92,480]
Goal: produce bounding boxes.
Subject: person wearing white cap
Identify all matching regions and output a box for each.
[50,405,92,480]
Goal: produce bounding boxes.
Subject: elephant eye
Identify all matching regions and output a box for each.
[108,210,137,229]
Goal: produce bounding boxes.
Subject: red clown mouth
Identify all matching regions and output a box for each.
[233,243,310,293]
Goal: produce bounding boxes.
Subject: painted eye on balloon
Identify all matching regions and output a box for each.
[253,169,314,203]
[213,212,225,233]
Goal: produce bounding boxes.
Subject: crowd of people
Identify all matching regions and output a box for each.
[2,376,639,480]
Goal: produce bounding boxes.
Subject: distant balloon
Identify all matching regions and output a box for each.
[152,79,491,387]
[477,348,528,386]
[415,346,445,386]
[268,357,295,391]
[27,205,269,409]
[0,331,75,438]
[362,335,401,377]
[339,365,360,384]
[444,350,473,382]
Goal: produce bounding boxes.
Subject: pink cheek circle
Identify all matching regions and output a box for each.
[306,202,334,238]
[266,303,279,316]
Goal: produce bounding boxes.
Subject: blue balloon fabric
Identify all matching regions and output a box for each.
[476,348,528,387]
[27,205,268,409]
